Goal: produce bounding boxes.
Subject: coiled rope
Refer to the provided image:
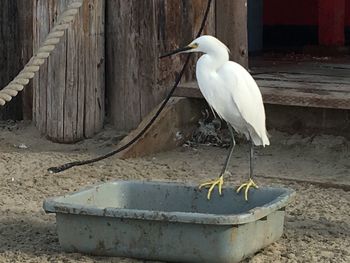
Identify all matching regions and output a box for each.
[0,0,83,106]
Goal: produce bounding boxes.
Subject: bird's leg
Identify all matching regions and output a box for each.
[199,124,235,200]
[236,139,259,201]
[249,139,254,178]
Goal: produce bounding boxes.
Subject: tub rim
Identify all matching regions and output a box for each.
[43,180,296,225]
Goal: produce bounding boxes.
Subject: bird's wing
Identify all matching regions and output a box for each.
[219,61,269,146]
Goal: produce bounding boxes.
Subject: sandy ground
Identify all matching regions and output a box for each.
[0,121,349,263]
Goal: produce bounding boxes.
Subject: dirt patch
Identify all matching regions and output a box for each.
[0,121,349,262]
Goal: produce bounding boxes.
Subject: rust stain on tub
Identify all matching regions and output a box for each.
[230,226,238,243]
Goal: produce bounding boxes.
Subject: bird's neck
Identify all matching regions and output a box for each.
[199,49,229,72]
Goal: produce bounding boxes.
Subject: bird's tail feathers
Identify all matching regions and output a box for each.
[248,126,270,147]
[262,132,270,146]
[250,130,270,147]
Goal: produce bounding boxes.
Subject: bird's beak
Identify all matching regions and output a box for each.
[160,45,194,59]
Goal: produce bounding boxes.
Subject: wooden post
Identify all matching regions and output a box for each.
[319,0,345,46]
[216,0,248,68]
[0,0,33,120]
[33,0,105,143]
[106,0,215,131]
[117,98,205,159]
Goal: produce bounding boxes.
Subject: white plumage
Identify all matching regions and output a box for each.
[193,35,269,146]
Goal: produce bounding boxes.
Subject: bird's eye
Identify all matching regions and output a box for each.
[189,43,198,49]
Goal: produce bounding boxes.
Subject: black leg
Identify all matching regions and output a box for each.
[220,124,236,175]
[249,139,254,179]
[236,137,258,201]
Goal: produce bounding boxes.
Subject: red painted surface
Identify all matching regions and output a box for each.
[319,0,345,46]
[264,0,350,46]
[346,0,350,26]
[264,0,318,26]
[264,0,350,26]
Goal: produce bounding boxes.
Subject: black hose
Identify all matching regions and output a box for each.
[48,0,212,174]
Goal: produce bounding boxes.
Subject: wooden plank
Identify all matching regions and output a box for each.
[0,1,21,120]
[65,4,78,142]
[319,63,350,69]
[33,0,49,133]
[46,0,66,142]
[155,0,216,104]
[251,65,350,78]
[76,9,85,140]
[257,80,350,94]
[174,81,350,110]
[16,0,34,120]
[84,0,105,139]
[138,0,158,127]
[156,0,215,89]
[33,0,105,142]
[107,0,215,131]
[82,0,94,139]
[83,0,105,138]
[259,86,350,109]
[95,0,105,134]
[0,0,33,120]
[254,74,350,90]
[118,97,205,159]
[216,0,248,67]
[106,0,140,131]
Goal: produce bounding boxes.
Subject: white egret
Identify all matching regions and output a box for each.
[161,35,269,201]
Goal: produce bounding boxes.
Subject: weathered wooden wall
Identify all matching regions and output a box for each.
[106,0,215,131]
[216,0,248,67]
[0,0,247,137]
[0,0,33,120]
[33,0,105,142]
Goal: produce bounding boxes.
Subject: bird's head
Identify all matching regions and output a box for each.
[160,35,229,59]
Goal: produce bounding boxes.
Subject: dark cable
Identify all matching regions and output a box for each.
[48,0,212,173]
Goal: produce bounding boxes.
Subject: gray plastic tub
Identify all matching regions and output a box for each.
[43,180,295,263]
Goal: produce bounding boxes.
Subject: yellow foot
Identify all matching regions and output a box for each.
[199,175,224,200]
[236,178,259,201]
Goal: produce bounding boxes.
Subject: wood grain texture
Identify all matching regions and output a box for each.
[174,81,350,110]
[216,0,248,67]
[0,0,33,120]
[253,73,350,88]
[106,0,144,131]
[251,64,350,78]
[33,0,105,143]
[118,97,205,159]
[106,0,215,131]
